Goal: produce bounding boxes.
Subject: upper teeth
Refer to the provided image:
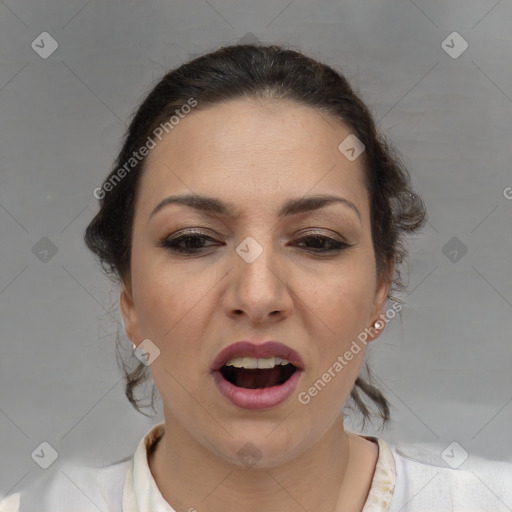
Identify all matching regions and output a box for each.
[225,356,290,369]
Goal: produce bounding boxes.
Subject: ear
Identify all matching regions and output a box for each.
[367,260,395,342]
[119,277,141,344]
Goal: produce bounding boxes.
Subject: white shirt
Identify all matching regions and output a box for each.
[2,422,511,511]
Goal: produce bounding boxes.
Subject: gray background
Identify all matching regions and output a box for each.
[1,0,512,497]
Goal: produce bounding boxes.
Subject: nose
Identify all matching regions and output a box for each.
[223,238,294,324]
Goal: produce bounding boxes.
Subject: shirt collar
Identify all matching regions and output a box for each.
[123,423,396,512]
[360,435,396,511]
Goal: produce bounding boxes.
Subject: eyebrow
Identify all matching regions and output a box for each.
[149,193,361,222]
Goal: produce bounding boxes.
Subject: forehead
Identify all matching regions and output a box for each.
[137,98,369,220]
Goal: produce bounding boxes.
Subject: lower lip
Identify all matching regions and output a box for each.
[212,369,303,410]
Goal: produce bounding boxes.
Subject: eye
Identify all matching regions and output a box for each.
[158,231,220,254]
[158,231,350,256]
[294,234,350,253]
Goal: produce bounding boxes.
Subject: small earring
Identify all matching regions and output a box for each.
[373,320,384,329]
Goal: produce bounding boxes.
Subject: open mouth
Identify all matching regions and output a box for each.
[220,361,298,389]
[211,341,305,409]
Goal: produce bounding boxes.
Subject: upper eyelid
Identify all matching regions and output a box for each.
[160,234,350,258]
[151,208,360,243]
[163,230,350,246]
[165,227,345,238]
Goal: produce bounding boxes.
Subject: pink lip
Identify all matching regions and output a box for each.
[210,341,304,410]
[211,341,305,372]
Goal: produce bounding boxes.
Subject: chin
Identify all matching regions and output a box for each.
[211,428,308,470]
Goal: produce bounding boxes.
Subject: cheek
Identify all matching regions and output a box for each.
[298,276,372,416]
[298,257,376,395]
[131,251,215,338]
[132,264,212,409]
[130,259,223,406]
[303,259,377,334]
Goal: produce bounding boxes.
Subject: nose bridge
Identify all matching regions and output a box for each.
[235,234,280,287]
[228,233,291,319]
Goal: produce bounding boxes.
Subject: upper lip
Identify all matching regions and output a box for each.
[211,341,305,372]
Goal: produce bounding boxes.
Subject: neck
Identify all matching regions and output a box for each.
[148,411,376,512]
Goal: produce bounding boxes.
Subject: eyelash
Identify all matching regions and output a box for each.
[158,231,350,255]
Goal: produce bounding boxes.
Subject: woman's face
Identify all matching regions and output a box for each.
[121,98,391,467]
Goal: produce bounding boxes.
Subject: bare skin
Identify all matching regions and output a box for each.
[120,98,392,512]
[148,417,379,511]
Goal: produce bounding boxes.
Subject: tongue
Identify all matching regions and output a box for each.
[236,367,283,389]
